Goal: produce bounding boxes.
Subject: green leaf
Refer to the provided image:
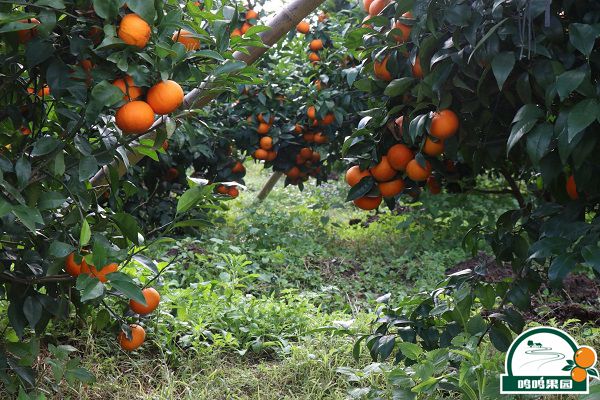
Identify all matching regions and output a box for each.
[213,60,247,76]
[92,0,120,21]
[79,219,91,247]
[556,69,586,101]
[79,156,98,182]
[126,0,156,23]
[48,241,75,258]
[8,302,27,338]
[12,205,43,233]
[467,18,508,64]
[582,246,600,274]
[346,176,375,201]
[383,77,415,97]
[569,23,599,57]
[23,296,42,329]
[15,157,31,189]
[76,274,104,302]
[31,136,60,157]
[397,342,423,360]
[107,272,145,305]
[25,40,54,68]
[548,253,576,285]
[491,52,515,90]
[112,212,140,245]
[507,119,537,155]
[65,367,95,384]
[38,191,66,210]
[90,81,124,107]
[526,123,552,165]
[489,322,512,352]
[567,98,599,141]
[177,186,204,214]
[35,0,65,8]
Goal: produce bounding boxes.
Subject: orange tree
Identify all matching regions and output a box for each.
[0,0,275,392]
[340,0,600,395]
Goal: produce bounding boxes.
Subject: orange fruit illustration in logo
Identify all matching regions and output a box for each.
[574,346,596,369]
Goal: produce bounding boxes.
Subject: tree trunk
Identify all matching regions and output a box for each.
[90,0,325,190]
[256,172,284,201]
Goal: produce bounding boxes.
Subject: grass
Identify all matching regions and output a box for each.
[7,162,599,399]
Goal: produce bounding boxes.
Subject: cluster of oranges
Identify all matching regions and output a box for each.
[570,346,597,382]
[308,38,324,64]
[284,145,322,185]
[251,113,278,161]
[215,161,245,198]
[231,9,259,37]
[65,253,160,351]
[346,109,459,210]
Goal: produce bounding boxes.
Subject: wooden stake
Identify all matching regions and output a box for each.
[256,171,283,201]
[90,0,325,189]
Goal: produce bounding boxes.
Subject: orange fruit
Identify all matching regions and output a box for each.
[300,147,313,160]
[164,167,179,181]
[37,85,51,97]
[309,52,320,63]
[231,28,242,37]
[241,22,252,34]
[89,25,103,45]
[318,12,329,22]
[172,29,200,51]
[81,262,118,283]
[423,137,444,156]
[363,0,374,12]
[307,106,317,120]
[314,132,327,144]
[566,175,579,200]
[369,0,389,16]
[362,15,373,29]
[17,18,40,44]
[80,59,93,72]
[427,176,441,194]
[321,113,335,125]
[216,185,228,194]
[374,56,392,81]
[118,14,151,49]
[297,21,310,34]
[115,101,155,134]
[113,75,143,101]
[20,126,32,136]
[314,80,323,90]
[311,152,321,163]
[571,367,587,383]
[354,196,382,210]
[346,165,371,187]
[392,12,413,43]
[310,39,324,51]
[257,122,270,134]
[266,150,277,161]
[378,179,405,197]
[412,56,424,78]
[303,132,315,143]
[294,124,304,134]
[574,347,596,368]
[146,80,184,115]
[406,159,432,181]
[287,166,301,179]
[430,109,459,140]
[228,187,239,198]
[246,9,259,20]
[118,324,146,351]
[65,253,82,277]
[253,148,268,160]
[257,113,274,124]
[370,156,396,182]
[129,287,160,315]
[232,161,245,174]
[387,144,414,171]
[162,140,169,151]
[259,136,273,150]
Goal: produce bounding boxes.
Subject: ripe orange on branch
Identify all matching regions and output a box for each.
[309,39,324,51]
[81,262,118,283]
[566,175,578,200]
[257,122,270,134]
[369,0,390,16]
[146,80,184,115]
[309,52,321,63]
[118,324,146,351]
[392,12,413,43]
[378,179,405,197]
[387,144,414,171]
[115,101,155,134]
[118,14,151,49]
[370,156,396,182]
[423,137,444,156]
[406,159,432,181]
[65,253,83,277]
[113,75,143,101]
[130,288,161,315]
[172,29,200,51]
[245,9,259,20]
[354,196,382,210]
[259,136,273,150]
[346,165,371,187]
[17,18,40,44]
[430,109,459,140]
[374,56,392,81]
[297,21,310,34]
